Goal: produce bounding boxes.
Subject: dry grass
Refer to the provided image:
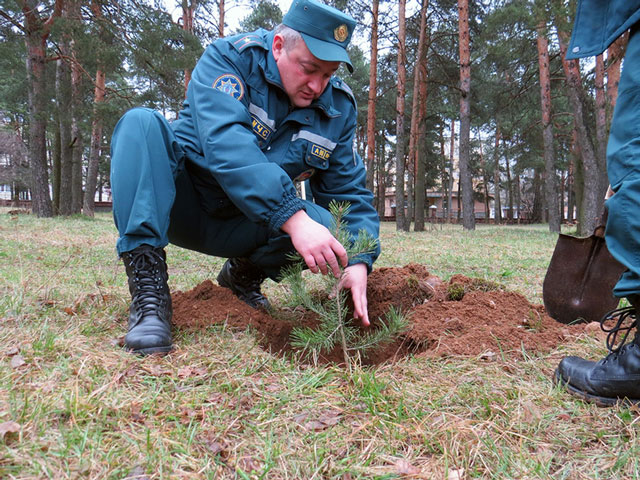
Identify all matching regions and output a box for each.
[1,209,639,479]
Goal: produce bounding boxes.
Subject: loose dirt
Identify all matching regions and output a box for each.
[172,264,586,365]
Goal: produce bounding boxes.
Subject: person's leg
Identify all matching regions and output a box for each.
[555,26,640,405]
[111,108,185,354]
[168,197,333,308]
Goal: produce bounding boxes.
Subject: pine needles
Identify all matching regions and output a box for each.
[281,201,409,368]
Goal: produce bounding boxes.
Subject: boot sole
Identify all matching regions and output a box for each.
[553,368,640,407]
[128,344,174,356]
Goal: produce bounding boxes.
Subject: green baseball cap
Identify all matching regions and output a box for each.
[282,0,356,73]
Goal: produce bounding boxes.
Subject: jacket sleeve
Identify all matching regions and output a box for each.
[309,100,381,271]
[186,42,304,232]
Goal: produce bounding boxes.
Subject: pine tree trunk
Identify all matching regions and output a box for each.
[505,156,513,220]
[23,0,62,217]
[182,0,195,97]
[376,132,386,219]
[457,0,474,230]
[366,0,379,194]
[394,0,407,231]
[56,56,73,216]
[407,0,428,231]
[83,68,106,217]
[414,42,428,232]
[218,0,225,37]
[536,21,560,232]
[448,119,455,222]
[557,32,602,235]
[493,127,502,223]
[606,32,628,126]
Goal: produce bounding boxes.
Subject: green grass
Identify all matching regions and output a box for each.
[0,209,636,479]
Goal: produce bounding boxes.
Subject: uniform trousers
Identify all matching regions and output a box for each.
[606,25,640,298]
[110,107,332,281]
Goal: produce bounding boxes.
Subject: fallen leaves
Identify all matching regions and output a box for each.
[0,421,20,442]
[294,409,342,431]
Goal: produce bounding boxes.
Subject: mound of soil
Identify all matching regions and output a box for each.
[172,264,586,365]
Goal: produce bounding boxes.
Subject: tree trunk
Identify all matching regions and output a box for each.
[606,32,628,126]
[365,0,379,194]
[414,43,429,232]
[394,0,408,231]
[23,0,63,217]
[408,0,428,231]
[218,0,225,37]
[505,156,513,220]
[182,0,195,96]
[448,119,455,222]
[594,54,609,198]
[83,0,107,217]
[376,131,386,219]
[457,0,474,230]
[557,31,602,235]
[536,21,560,232]
[56,56,73,215]
[493,127,502,223]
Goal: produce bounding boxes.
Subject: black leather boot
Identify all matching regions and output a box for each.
[122,245,173,355]
[217,258,271,310]
[554,295,640,406]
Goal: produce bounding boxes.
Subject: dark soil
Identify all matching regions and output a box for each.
[172,264,586,365]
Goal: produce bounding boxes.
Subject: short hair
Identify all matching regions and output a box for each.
[274,24,302,52]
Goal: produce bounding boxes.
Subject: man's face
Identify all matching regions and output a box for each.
[272,34,341,108]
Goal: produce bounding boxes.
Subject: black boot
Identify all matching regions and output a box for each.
[216,258,271,310]
[122,245,173,355]
[554,295,640,406]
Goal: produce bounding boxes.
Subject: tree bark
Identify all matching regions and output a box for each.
[493,127,502,223]
[182,0,195,96]
[394,0,408,231]
[56,55,73,215]
[414,39,429,232]
[365,0,379,194]
[83,0,107,217]
[557,30,602,235]
[448,119,455,222]
[408,0,429,231]
[457,0,474,230]
[536,21,560,232]
[606,32,628,125]
[22,0,63,217]
[218,0,225,37]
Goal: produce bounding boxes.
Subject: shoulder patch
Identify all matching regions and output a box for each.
[213,74,245,100]
[231,33,267,52]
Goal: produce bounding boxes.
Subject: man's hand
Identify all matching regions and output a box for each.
[281,210,348,277]
[337,263,370,327]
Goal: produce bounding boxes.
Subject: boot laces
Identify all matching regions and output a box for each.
[600,306,637,354]
[128,249,167,316]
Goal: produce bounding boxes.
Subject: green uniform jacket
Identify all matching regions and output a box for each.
[567,0,640,59]
[171,29,380,268]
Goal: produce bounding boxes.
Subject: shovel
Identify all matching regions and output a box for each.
[543,218,626,324]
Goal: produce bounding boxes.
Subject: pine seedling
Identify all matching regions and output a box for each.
[281,201,409,368]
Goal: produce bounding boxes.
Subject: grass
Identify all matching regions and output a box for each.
[1,208,638,479]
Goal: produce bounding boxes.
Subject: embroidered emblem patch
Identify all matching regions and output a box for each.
[334,24,349,42]
[213,74,244,100]
[251,115,272,141]
[294,169,316,182]
[310,144,331,161]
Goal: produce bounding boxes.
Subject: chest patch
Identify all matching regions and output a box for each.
[213,74,244,100]
[310,144,331,161]
[252,116,273,142]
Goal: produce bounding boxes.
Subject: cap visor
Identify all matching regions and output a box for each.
[300,33,353,73]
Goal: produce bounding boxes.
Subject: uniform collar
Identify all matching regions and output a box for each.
[262,30,341,119]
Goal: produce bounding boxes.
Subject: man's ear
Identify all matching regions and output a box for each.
[272,33,285,61]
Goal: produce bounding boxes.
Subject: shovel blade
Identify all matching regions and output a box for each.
[543,233,626,324]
